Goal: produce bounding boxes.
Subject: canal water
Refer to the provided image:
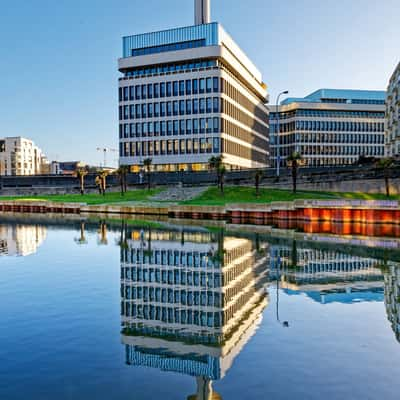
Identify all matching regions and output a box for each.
[0,217,399,400]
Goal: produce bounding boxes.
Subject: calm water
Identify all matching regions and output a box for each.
[0,216,399,400]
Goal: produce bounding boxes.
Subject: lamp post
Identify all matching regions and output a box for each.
[276,90,289,179]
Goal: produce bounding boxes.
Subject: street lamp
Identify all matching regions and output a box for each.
[276,90,289,179]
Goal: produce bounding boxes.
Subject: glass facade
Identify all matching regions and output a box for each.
[123,23,219,58]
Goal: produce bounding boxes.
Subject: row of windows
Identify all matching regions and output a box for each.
[122,284,223,306]
[222,78,268,122]
[270,110,384,119]
[123,59,217,78]
[271,145,384,157]
[222,99,268,136]
[270,120,384,133]
[119,118,220,138]
[121,302,223,328]
[222,139,267,164]
[222,118,268,149]
[131,39,206,57]
[119,137,221,157]
[119,77,220,102]
[270,132,385,145]
[122,251,218,269]
[119,97,221,120]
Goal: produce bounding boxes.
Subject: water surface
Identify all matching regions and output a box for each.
[0,217,399,400]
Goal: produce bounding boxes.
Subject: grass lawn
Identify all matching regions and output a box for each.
[182,186,400,206]
[0,189,163,205]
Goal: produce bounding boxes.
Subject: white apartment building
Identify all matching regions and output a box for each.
[0,136,47,176]
[385,62,400,156]
[118,0,269,171]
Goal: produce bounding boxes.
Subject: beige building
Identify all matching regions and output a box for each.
[385,62,400,156]
[0,136,48,176]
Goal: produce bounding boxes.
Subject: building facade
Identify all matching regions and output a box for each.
[385,62,400,156]
[0,137,47,176]
[118,1,269,172]
[269,89,386,168]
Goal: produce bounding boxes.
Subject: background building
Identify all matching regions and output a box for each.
[385,62,400,157]
[0,136,48,176]
[269,89,386,168]
[118,0,269,172]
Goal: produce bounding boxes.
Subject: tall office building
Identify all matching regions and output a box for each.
[385,62,400,156]
[118,0,269,172]
[269,89,386,168]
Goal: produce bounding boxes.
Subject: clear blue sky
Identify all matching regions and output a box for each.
[0,0,399,166]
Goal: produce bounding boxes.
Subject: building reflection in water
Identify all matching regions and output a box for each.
[120,227,269,400]
[383,264,400,343]
[0,224,47,257]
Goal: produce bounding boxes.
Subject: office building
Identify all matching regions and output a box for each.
[0,136,48,176]
[384,263,400,343]
[118,0,269,172]
[269,89,386,168]
[385,62,400,156]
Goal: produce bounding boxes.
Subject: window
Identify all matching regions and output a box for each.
[213,77,219,92]
[154,83,159,98]
[167,101,172,116]
[160,82,166,97]
[186,100,192,114]
[180,120,185,135]
[167,82,172,97]
[179,81,185,96]
[142,103,147,118]
[172,81,178,96]
[173,120,179,135]
[129,86,135,100]
[179,100,185,115]
[154,103,160,117]
[206,78,212,93]
[193,99,199,114]
[160,102,166,117]
[199,98,205,113]
[186,119,192,134]
[141,84,147,99]
[199,78,205,94]
[213,97,219,113]
[206,98,212,113]
[167,121,173,135]
[173,101,179,116]
[193,79,198,94]
[193,119,199,134]
[186,80,192,95]
[123,87,129,101]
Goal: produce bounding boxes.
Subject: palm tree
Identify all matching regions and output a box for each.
[254,170,263,198]
[97,170,109,196]
[377,157,394,197]
[75,168,88,195]
[143,158,153,191]
[218,165,226,195]
[116,165,130,195]
[208,156,225,193]
[286,152,302,194]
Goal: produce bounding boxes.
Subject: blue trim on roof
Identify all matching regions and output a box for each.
[281,89,386,105]
[122,23,219,58]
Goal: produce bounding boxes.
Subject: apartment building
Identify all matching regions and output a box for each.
[385,62,400,156]
[0,136,47,176]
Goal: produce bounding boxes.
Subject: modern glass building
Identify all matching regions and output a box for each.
[385,62,400,157]
[269,89,386,168]
[118,0,269,172]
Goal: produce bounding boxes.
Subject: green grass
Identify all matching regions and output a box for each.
[182,186,400,206]
[0,189,163,205]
